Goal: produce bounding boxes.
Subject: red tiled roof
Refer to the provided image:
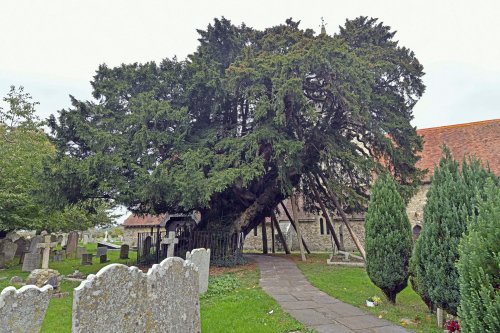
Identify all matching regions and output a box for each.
[123,214,166,227]
[417,119,500,181]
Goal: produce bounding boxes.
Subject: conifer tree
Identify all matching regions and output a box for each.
[457,179,500,333]
[411,148,497,315]
[365,173,412,304]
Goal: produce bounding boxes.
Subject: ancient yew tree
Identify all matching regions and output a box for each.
[47,17,424,234]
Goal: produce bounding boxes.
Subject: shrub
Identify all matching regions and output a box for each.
[365,173,413,304]
[457,179,500,332]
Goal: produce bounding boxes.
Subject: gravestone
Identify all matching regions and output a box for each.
[0,239,18,267]
[53,250,63,262]
[26,269,61,289]
[0,285,53,332]
[103,231,109,242]
[186,248,211,294]
[76,246,87,259]
[143,236,152,256]
[37,236,57,269]
[14,237,29,257]
[66,232,79,257]
[28,235,43,253]
[99,254,108,264]
[83,234,89,245]
[81,253,93,265]
[72,257,200,333]
[161,231,179,258]
[22,253,41,272]
[60,234,68,247]
[119,244,129,259]
[96,246,107,258]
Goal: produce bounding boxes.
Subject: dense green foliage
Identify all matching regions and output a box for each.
[0,86,114,232]
[457,179,500,332]
[365,173,412,303]
[48,17,424,233]
[411,148,498,315]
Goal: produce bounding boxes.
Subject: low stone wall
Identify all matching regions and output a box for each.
[123,227,157,247]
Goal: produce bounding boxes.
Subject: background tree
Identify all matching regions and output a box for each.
[457,178,500,332]
[47,17,425,236]
[365,173,412,304]
[411,148,497,315]
[0,86,114,232]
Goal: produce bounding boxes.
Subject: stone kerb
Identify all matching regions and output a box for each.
[73,257,200,333]
[0,284,53,333]
[186,248,210,294]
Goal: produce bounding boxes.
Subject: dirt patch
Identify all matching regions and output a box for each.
[209,262,258,277]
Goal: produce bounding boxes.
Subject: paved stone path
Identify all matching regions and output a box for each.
[249,255,410,333]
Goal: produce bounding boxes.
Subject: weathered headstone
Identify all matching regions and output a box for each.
[60,234,68,247]
[119,244,129,259]
[83,234,89,245]
[0,239,18,266]
[28,235,43,253]
[96,246,107,258]
[160,231,179,258]
[53,250,63,262]
[81,253,93,265]
[99,254,108,264]
[72,257,200,333]
[14,237,29,257]
[186,248,211,294]
[0,285,53,332]
[22,252,41,272]
[66,232,79,257]
[143,236,152,256]
[76,246,87,259]
[37,235,57,269]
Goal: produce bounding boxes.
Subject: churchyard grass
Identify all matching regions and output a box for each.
[201,262,312,333]
[292,253,442,333]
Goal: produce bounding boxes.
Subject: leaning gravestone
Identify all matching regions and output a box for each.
[72,257,200,333]
[66,232,79,257]
[28,235,43,253]
[119,244,129,259]
[0,285,53,333]
[0,239,18,267]
[14,237,29,257]
[186,248,211,294]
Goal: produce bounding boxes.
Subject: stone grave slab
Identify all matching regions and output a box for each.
[119,244,129,259]
[73,257,200,333]
[186,248,211,294]
[0,285,53,333]
[76,246,87,259]
[22,252,41,272]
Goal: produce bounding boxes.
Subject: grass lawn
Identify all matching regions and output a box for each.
[289,253,441,333]
[1,244,308,333]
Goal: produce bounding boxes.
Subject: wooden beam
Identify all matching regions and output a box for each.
[308,174,343,251]
[261,218,268,254]
[316,173,366,261]
[280,202,311,254]
[270,216,275,253]
[271,213,290,254]
[291,194,306,261]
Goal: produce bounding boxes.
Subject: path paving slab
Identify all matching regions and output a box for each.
[249,254,410,333]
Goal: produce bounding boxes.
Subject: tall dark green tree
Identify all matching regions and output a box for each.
[411,148,497,315]
[47,17,425,234]
[365,173,412,304]
[457,178,500,332]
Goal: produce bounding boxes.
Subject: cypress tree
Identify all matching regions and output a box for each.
[365,173,413,304]
[411,148,497,315]
[457,179,500,332]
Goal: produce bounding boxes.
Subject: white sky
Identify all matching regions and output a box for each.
[1,0,499,129]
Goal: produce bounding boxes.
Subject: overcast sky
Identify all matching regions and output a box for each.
[1,0,499,129]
